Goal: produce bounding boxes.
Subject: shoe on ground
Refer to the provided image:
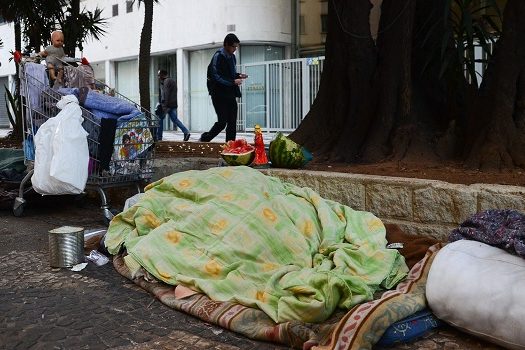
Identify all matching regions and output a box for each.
[183,133,190,142]
[199,132,209,142]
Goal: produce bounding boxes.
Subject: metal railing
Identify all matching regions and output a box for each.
[238,56,325,133]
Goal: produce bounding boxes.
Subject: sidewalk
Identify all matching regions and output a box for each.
[160,130,275,144]
[0,128,276,144]
[0,195,288,350]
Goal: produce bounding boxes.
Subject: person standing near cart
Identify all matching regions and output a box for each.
[200,33,248,142]
[157,69,190,141]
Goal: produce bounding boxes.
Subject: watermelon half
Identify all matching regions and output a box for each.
[221,150,255,166]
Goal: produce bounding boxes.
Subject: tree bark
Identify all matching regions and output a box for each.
[12,20,23,142]
[14,20,21,95]
[290,0,377,161]
[291,0,450,164]
[361,0,417,162]
[465,0,525,170]
[63,0,81,57]
[138,0,154,112]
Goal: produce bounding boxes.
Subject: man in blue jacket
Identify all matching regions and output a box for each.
[200,33,248,142]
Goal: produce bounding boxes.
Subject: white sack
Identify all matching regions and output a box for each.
[32,95,89,195]
[426,240,525,350]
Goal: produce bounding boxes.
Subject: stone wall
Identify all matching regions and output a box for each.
[263,169,525,240]
[154,158,525,240]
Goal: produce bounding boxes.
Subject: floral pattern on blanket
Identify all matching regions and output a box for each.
[105,167,408,324]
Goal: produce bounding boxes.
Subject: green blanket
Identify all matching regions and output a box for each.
[105,166,408,323]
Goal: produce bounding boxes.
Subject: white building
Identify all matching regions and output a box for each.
[0,0,295,131]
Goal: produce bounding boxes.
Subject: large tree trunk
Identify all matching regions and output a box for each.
[360,0,417,162]
[138,0,154,112]
[291,0,377,162]
[291,0,450,164]
[465,0,525,170]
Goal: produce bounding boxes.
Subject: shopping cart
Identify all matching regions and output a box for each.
[13,57,159,224]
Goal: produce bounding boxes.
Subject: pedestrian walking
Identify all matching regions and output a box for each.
[157,69,190,141]
[200,33,248,142]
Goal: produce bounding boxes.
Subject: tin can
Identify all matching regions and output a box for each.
[48,226,85,268]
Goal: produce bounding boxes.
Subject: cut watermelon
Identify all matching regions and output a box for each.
[221,138,255,154]
[221,149,255,166]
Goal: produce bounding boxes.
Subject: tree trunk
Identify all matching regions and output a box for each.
[13,19,23,142]
[465,0,525,170]
[63,0,81,57]
[14,20,21,95]
[138,0,154,112]
[360,0,417,162]
[291,0,450,164]
[290,0,377,162]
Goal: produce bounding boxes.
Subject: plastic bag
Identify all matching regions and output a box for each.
[86,250,110,266]
[32,95,89,195]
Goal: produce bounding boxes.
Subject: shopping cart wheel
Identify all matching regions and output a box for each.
[103,208,120,226]
[13,197,27,217]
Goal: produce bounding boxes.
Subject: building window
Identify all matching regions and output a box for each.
[320,14,328,33]
[126,1,133,13]
[112,4,118,17]
[299,15,305,35]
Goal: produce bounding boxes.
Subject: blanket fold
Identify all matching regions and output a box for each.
[105,167,408,323]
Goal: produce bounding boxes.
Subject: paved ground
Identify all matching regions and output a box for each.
[0,194,289,350]
[0,186,503,350]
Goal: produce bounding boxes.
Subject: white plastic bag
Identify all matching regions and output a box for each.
[32,95,89,195]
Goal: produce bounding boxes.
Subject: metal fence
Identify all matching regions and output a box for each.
[238,56,325,133]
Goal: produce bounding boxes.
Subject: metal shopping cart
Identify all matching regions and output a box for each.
[13,57,159,224]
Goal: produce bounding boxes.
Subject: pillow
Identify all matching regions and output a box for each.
[426,240,525,350]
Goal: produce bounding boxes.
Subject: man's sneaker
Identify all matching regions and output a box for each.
[183,133,191,142]
[199,132,210,142]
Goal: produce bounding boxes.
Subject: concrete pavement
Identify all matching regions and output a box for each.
[0,135,504,350]
[0,194,289,350]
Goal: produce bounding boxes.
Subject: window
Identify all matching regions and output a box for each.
[126,1,133,13]
[112,4,118,17]
[320,14,328,33]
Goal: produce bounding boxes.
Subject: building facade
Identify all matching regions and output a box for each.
[0,0,297,131]
[0,0,334,131]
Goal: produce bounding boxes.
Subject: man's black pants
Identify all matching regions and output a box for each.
[201,94,238,142]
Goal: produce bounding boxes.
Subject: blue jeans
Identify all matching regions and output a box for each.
[156,107,189,140]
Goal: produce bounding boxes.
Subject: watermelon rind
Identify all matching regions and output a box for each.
[269,132,305,169]
[221,150,255,166]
